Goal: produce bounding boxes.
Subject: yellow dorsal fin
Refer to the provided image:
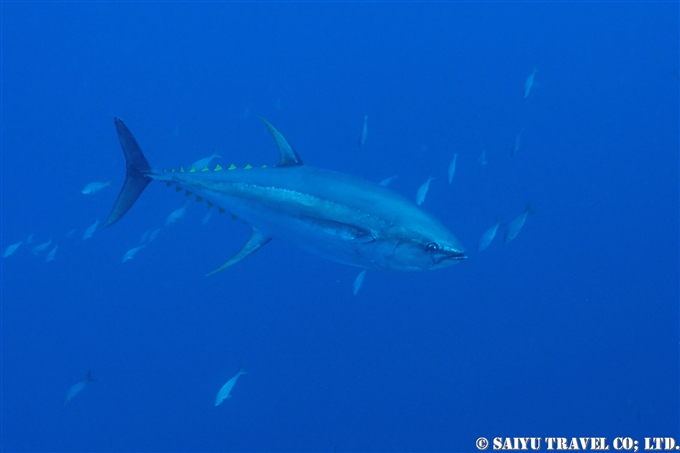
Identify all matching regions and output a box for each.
[189,166,196,173]
[228,164,237,170]
[196,196,203,202]
[214,164,223,171]
[179,167,185,173]
[261,164,267,168]
[171,168,176,172]
[244,164,252,169]
[201,166,209,172]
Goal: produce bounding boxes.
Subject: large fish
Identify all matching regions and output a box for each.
[103,118,466,273]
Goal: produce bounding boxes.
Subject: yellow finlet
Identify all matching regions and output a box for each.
[228,164,237,170]
[244,164,253,169]
[189,166,196,173]
[201,166,209,172]
[261,164,267,168]
[214,164,223,171]
[171,168,176,173]
[179,167,185,173]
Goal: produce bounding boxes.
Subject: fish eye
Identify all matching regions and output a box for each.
[425,242,439,252]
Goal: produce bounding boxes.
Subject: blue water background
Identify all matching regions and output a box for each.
[2,3,678,451]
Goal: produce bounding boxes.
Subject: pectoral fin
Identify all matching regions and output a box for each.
[207,229,271,276]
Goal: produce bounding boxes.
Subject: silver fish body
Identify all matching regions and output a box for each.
[82,180,112,194]
[477,219,501,252]
[416,176,434,206]
[505,204,535,243]
[83,219,99,240]
[447,154,458,184]
[103,118,466,273]
[524,67,537,98]
[215,368,246,406]
[3,241,22,258]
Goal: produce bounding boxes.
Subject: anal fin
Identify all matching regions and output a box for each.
[207,229,271,276]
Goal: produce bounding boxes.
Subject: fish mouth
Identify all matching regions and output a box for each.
[434,250,467,264]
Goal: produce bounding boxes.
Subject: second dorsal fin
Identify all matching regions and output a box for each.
[260,118,303,167]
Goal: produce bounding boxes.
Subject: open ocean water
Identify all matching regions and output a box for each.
[1,2,678,452]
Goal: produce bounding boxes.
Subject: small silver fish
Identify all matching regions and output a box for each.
[3,241,22,258]
[201,210,213,226]
[478,218,501,252]
[511,128,525,157]
[148,228,161,244]
[64,371,95,404]
[215,368,246,406]
[478,149,488,166]
[505,203,535,243]
[165,204,188,227]
[353,269,367,296]
[524,67,537,98]
[378,175,398,187]
[82,219,100,241]
[32,239,52,255]
[45,244,58,262]
[82,180,113,195]
[416,177,434,206]
[122,245,145,263]
[139,229,151,244]
[192,152,221,171]
[448,154,458,184]
[358,115,368,147]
